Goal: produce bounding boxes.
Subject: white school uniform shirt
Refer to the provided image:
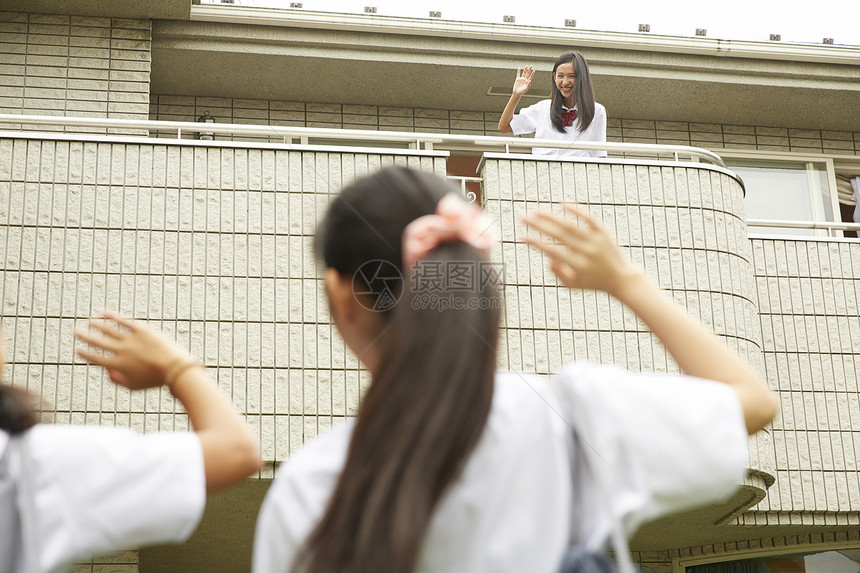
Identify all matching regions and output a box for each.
[0,425,205,573]
[509,99,608,158]
[252,362,748,573]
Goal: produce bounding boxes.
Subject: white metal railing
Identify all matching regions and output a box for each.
[447,176,481,203]
[0,113,727,167]
[5,114,860,238]
[747,219,860,237]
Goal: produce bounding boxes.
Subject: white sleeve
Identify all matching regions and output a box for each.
[252,470,305,573]
[508,101,542,135]
[24,425,205,572]
[252,421,352,573]
[554,362,748,545]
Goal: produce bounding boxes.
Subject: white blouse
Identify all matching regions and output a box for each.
[509,99,608,158]
[252,362,748,573]
[0,425,205,573]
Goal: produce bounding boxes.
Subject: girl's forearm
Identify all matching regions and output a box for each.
[612,273,777,434]
[498,94,521,132]
[170,367,262,492]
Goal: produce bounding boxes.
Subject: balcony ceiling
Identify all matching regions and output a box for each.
[150,15,860,132]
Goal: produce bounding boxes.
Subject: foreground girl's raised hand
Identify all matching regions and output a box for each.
[76,311,262,492]
[521,204,641,295]
[522,205,777,435]
[75,310,197,390]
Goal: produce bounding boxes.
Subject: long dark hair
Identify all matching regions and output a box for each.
[299,167,501,573]
[0,385,38,435]
[551,51,596,134]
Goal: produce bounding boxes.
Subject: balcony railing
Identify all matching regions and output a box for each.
[0,113,727,167]
[746,219,860,238]
[6,113,860,237]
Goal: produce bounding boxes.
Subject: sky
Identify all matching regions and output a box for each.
[217,0,860,47]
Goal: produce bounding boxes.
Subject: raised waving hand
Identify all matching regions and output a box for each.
[76,311,261,491]
[498,65,536,132]
[522,204,637,294]
[512,65,535,98]
[75,311,197,390]
[522,205,777,434]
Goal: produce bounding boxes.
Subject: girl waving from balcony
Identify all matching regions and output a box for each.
[499,51,607,158]
[252,167,776,573]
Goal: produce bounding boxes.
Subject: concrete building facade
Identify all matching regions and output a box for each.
[1,2,859,572]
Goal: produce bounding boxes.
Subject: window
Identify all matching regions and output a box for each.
[725,158,834,237]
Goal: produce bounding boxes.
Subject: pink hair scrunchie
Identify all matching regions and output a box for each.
[402,193,499,270]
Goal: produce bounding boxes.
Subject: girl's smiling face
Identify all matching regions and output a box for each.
[553,62,577,105]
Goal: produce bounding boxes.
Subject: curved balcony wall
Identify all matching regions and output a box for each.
[480,154,776,483]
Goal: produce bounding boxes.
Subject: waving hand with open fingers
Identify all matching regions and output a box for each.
[522,204,641,295]
[76,310,195,390]
[76,310,262,492]
[512,65,535,98]
[499,65,536,132]
[522,203,777,434]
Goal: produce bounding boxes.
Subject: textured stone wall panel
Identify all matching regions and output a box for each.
[482,158,761,370]
[0,136,446,468]
[0,11,150,134]
[746,238,860,523]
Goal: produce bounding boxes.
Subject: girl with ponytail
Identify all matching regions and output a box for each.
[499,51,607,158]
[252,167,776,573]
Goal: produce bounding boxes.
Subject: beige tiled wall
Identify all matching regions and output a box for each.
[150,95,497,137]
[610,120,860,155]
[4,135,860,570]
[0,137,446,468]
[741,239,860,525]
[0,11,151,132]
[149,94,860,155]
